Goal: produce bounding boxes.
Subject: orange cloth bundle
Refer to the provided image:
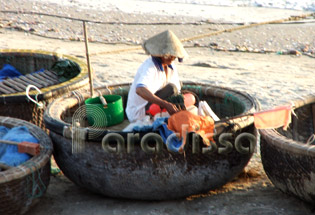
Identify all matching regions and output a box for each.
[167,110,215,147]
[253,105,292,130]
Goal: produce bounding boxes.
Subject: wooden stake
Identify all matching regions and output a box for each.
[83,21,94,98]
[312,104,315,133]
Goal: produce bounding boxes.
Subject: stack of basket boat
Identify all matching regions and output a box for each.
[0,49,89,214]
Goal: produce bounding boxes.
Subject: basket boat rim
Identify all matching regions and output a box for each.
[0,49,89,101]
[0,116,53,183]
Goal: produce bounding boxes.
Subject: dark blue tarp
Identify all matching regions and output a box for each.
[0,64,22,81]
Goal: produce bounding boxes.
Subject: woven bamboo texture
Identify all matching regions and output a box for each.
[44,82,260,200]
[260,95,315,204]
[0,49,89,130]
[0,116,53,215]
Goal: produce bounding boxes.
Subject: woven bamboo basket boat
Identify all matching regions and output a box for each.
[0,116,53,215]
[260,95,315,204]
[44,82,260,200]
[0,49,89,129]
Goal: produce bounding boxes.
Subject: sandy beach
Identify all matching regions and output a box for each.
[1,0,315,214]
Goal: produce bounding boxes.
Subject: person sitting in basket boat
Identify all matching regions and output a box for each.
[126,30,189,122]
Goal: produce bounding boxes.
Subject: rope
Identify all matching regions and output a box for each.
[96,90,103,97]
[103,85,112,95]
[180,13,315,42]
[92,12,315,56]
[306,134,315,145]
[1,10,314,26]
[90,47,142,56]
[24,161,46,199]
[1,10,314,56]
[72,90,84,107]
[0,10,206,25]
[25,85,44,108]
[112,87,128,96]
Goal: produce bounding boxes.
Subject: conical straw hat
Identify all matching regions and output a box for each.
[143,30,188,59]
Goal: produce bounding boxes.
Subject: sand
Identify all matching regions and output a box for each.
[1,0,315,214]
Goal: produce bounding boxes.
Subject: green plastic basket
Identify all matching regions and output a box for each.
[85,95,124,127]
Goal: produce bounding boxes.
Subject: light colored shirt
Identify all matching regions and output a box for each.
[126,56,181,122]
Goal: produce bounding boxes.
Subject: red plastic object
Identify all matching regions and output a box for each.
[147,104,166,116]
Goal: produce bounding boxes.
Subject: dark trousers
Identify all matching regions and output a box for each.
[145,83,178,110]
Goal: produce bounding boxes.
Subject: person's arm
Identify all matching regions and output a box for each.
[136,87,179,115]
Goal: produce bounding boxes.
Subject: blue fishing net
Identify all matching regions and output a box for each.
[0,126,39,167]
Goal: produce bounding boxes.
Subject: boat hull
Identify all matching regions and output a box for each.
[260,95,315,204]
[0,117,53,215]
[0,49,89,130]
[45,82,260,200]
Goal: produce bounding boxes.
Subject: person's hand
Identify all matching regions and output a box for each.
[163,101,179,115]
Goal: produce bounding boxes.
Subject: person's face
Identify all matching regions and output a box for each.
[161,56,176,65]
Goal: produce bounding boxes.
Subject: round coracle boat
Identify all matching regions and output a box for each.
[0,49,89,129]
[260,95,315,204]
[44,82,260,200]
[0,116,53,215]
